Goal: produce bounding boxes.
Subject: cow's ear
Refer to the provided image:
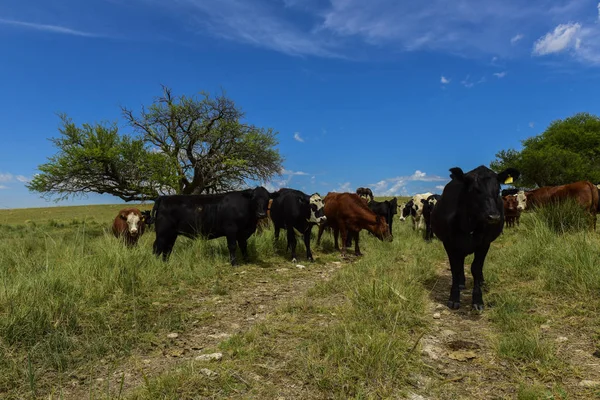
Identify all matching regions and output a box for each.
[497,168,520,185]
[119,213,127,220]
[269,192,280,199]
[449,167,465,181]
[421,199,427,204]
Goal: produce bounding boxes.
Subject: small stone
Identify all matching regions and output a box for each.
[96,378,104,382]
[167,333,179,339]
[556,336,568,343]
[440,329,456,337]
[540,324,550,330]
[408,394,426,400]
[331,262,341,265]
[200,368,217,377]
[578,380,600,388]
[421,345,439,360]
[142,359,151,364]
[433,313,441,319]
[195,352,223,362]
[435,304,445,310]
[448,350,477,361]
[296,264,306,269]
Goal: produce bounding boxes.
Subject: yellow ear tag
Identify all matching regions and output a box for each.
[504,176,513,184]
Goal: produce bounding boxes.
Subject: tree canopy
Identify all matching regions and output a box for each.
[490,112,600,188]
[28,87,283,201]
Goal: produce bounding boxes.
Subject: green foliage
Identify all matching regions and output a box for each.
[491,112,600,187]
[28,86,283,201]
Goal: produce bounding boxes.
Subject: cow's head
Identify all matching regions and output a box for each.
[307,193,326,224]
[399,200,415,221]
[503,195,518,212]
[246,186,277,219]
[515,190,527,211]
[450,166,520,225]
[120,210,143,236]
[374,215,393,242]
[389,197,398,215]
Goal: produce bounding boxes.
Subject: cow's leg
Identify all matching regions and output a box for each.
[333,227,340,250]
[153,233,177,261]
[237,237,249,263]
[444,243,465,309]
[287,227,298,262]
[274,224,281,241]
[316,223,326,246]
[353,231,362,256]
[471,243,490,311]
[304,228,314,262]
[345,232,353,248]
[227,235,238,266]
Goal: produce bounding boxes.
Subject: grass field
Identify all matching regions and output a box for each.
[0,200,600,399]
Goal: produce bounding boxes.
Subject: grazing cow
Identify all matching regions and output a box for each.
[270,189,326,262]
[112,208,146,247]
[356,187,374,202]
[516,181,599,229]
[152,187,277,266]
[316,192,392,257]
[368,197,398,234]
[502,195,520,228]
[399,192,433,230]
[431,165,519,311]
[421,194,441,241]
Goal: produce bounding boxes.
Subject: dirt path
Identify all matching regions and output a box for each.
[58,259,344,399]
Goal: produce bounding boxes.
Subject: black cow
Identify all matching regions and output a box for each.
[421,194,441,241]
[141,210,154,226]
[431,166,519,311]
[270,189,326,262]
[368,197,398,234]
[501,188,520,197]
[152,186,276,266]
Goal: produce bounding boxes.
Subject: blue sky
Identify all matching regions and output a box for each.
[1,0,600,209]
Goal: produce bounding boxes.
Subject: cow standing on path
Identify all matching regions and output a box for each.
[432,166,519,311]
[112,208,146,247]
[317,192,392,257]
[269,189,326,262]
[152,187,276,266]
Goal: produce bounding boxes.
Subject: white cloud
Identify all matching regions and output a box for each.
[293,132,304,142]
[15,175,30,183]
[368,170,446,196]
[435,185,445,190]
[533,23,581,55]
[528,121,535,128]
[281,169,308,176]
[440,76,450,84]
[510,34,524,44]
[0,18,101,37]
[335,182,352,192]
[0,173,13,183]
[0,185,8,190]
[0,173,30,185]
[598,2,600,21]
[493,71,507,78]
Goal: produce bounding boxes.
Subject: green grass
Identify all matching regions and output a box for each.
[1,201,600,398]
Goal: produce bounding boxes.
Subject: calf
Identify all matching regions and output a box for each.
[112,208,146,247]
[502,195,520,228]
[316,192,391,257]
[421,194,441,241]
[431,165,519,311]
[152,187,276,266]
[356,187,374,202]
[270,189,326,262]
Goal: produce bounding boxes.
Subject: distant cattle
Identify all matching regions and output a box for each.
[502,195,520,228]
[317,192,391,257]
[256,199,273,234]
[356,187,374,202]
[516,181,599,229]
[112,208,146,247]
[270,189,326,262]
[431,165,519,311]
[501,188,520,197]
[399,192,433,230]
[421,194,441,241]
[368,197,398,234]
[152,187,277,265]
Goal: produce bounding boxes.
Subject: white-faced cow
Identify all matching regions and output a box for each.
[269,188,326,262]
[152,187,277,266]
[399,192,433,230]
[431,166,519,311]
[112,208,146,247]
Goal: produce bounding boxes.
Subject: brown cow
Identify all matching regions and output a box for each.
[112,208,146,247]
[316,192,391,257]
[502,195,521,228]
[356,187,374,202]
[516,181,599,230]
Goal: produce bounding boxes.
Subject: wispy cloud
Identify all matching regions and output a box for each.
[265,168,310,192]
[293,132,304,142]
[533,23,581,56]
[528,121,535,128]
[435,185,445,190]
[335,182,352,192]
[369,170,446,196]
[460,75,486,88]
[493,71,507,78]
[440,76,450,84]
[510,33,524,44]
[0,18,102,37]
[281,169,308,176]
[0,185,8,190]
[0,172,30,188]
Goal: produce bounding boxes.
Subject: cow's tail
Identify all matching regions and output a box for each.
[151,197,162,224]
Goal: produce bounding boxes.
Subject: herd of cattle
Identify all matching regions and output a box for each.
[111,165,600,311]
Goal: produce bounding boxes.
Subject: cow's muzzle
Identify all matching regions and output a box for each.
[256,212,267,219]
[487,214,501,223]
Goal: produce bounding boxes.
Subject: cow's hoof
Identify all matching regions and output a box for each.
[355,252,363,257]
[291,257,298,263]
[447,301,461,309]
[472,303,484,312]
[308,257,315,262]
[459,284,466,291]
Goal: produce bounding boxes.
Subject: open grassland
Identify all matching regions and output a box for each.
[0,202,600,399]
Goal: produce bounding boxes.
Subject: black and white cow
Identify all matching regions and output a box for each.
[399,200,416,221]
[270,188,326,262]
[152,186,276,266]
[399,193,432,230]
[421,194,441,241]
[431,166,519,311]
[368,197,398,234]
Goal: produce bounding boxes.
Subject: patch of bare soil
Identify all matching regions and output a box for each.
[57,257,346,399]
